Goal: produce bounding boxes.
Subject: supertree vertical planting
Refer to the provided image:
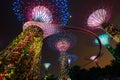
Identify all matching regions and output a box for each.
[0,26,43,79]
[0,21,59,80]
[47,32,76,80]
[12,0,70,25]
[87,8,120,43]
[55,36,71,80]
[94,34,120,61]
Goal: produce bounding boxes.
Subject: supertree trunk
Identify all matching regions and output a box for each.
[0,26,43,80]
[58,52,70,80]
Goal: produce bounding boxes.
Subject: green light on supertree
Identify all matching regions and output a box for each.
[0,26,43,80]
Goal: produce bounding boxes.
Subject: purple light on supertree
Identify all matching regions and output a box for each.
[23,21,60,38]
[32,6,53,23]
[12,0,70,25]
[55,39,70,52]
[47,32,76,52]
[87,9,110,29]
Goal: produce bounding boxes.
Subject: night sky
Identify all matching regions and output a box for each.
[1,0,120,77]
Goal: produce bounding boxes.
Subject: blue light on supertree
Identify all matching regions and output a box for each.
[94,34,110,46]
[12,0,70,25]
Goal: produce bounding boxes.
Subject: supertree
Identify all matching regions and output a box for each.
[0,1,65,79]
[87,8,120,43]
[47,32,76,80]
[0,26,43,79]
[94,34,120,61]
[0,0,71,79]
[12,0,70,25]
[0,21,60,80]
[43,62,51,80]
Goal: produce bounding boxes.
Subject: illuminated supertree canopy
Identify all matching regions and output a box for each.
[94,34,110,46]
[12,0,70,25]
[87,9,110,29]
[47,32,76,52]
[55,39,70,52]
[32,6,53,23]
